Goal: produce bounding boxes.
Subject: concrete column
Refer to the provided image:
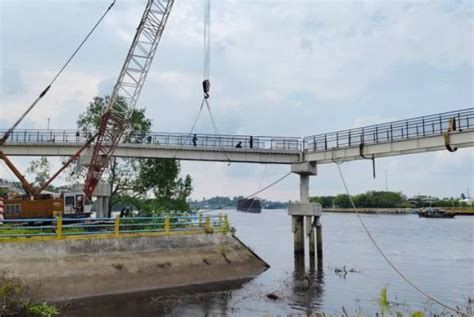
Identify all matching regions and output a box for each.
[300,174,310,203]
[293,216,305,253]
[307,216,315,255]
[316,216,323,260]
[95,196,109,218]
[290,162,319,256]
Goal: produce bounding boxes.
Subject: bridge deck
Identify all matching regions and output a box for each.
[1,108,472,165]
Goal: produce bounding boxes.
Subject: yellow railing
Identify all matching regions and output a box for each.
[0,213,230,243]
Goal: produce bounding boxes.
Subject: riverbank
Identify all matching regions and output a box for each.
[323,207,474,215]
[0,233,269,302]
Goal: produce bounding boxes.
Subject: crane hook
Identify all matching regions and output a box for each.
[202,79,210,99]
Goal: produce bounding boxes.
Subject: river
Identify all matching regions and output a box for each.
[64,210,473,316]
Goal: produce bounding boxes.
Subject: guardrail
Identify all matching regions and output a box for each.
[0,214,229,242]
[303,108,474,152]
[1,129,302,151]
[1,108,472,153]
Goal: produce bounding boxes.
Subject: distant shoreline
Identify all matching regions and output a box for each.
[322,207,474,216]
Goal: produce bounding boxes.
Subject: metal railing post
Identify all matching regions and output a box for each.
[204,215,212,233]
[56,216,63,240]
[221,214,229,235]
[165,215,171,234]
[439,115,443,135]
[218,213,223,228]
[114,216,121,236]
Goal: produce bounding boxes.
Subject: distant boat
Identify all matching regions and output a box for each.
[237,198,261,213]
[418,207,455,218]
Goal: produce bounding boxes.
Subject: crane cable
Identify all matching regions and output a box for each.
[174,0,231,163]
[335,162,467,316]
[0,0,117,145]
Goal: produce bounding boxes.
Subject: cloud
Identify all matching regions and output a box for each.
[0,0,472,200]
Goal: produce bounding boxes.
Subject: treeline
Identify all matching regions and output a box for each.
[189,196,288,209]
[310,191,472,209]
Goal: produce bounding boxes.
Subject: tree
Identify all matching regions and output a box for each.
[310,196,334,208]
[334,194,352,208]
[137,159,193,213]
[73,96,193,215]
[461,193,466,200]
[26,157,51,187]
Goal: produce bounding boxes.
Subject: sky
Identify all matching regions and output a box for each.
[0,0,473,201]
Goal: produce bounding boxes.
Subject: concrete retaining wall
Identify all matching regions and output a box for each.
[0,234,269,301]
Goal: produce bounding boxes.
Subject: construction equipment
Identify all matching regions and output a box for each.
[84,0,174,200]
[0,140,95,219]
[0,0,174,219]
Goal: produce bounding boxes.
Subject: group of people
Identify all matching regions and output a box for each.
[192,134,254,149]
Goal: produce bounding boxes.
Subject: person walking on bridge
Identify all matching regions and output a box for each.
[192,134,198,147]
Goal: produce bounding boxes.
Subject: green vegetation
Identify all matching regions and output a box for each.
[310,190,472,209]
[75,96,193,216]
[0,275,58,316]
[25,302,58,317]
[189,196,288,210]
[378,287,390,313]
[26,156,51,188]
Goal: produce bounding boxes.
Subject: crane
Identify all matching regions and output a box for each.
[84,0,174,200]
[0,0,175,219]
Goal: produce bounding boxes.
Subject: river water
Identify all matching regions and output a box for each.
[64,210,473,316]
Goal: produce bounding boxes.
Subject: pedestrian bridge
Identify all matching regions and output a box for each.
[1,108,473,165]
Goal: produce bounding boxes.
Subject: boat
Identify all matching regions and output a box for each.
[418,207,455,218]
[237,198,262,213]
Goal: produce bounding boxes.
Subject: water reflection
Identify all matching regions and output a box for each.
[290,252,325,314]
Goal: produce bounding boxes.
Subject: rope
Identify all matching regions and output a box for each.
[200,171,293,213]
[243,164,268,212]
[335,162,468,316]
[0,0,117,144]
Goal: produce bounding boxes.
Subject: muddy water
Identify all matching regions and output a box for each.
[63,210,473,316]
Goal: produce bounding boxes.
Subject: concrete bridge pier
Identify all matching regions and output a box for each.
[289,162,322,260]
[93,183,112,218]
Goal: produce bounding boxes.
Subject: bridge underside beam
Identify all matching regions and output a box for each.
[304,131,474,164]
[0,144,301,165]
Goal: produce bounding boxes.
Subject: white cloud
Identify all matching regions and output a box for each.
[1,0,472,200]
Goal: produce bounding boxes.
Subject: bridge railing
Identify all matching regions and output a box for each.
[303,108,474,152]
[0,129,302,151]
[0,214,229,242]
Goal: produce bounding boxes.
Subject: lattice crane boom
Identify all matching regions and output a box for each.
[84,0,174,199]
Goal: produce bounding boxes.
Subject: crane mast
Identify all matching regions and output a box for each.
[84,0,174,199]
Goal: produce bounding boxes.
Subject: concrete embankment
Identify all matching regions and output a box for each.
[0,234,269,301]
